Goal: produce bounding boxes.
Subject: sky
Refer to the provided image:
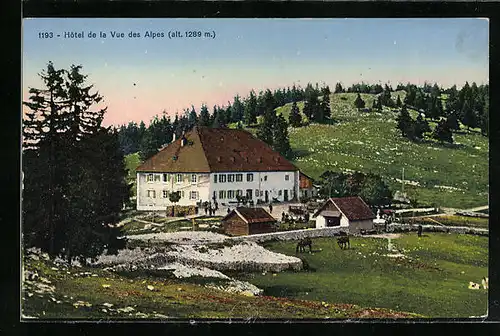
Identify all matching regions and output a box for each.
[22,18,489,127]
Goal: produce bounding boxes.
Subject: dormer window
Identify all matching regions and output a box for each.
[230,156,235,163]
[217,156,222,162]
[258,157,262,163]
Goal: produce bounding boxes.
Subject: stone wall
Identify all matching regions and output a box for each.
[385,223,488,236]
[229,226,348,243]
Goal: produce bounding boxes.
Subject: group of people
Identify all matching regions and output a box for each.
[200,200,218,216]
[281,211,310,223]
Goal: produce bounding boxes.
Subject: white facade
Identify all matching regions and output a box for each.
[137,170,300,211]
[315,214,349,229]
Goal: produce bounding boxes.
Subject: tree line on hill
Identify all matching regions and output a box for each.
[395,82,488,144]
[118,82,333,161]
[22,62,129,263]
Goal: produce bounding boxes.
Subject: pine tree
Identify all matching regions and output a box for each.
[396,95,402,108]
[445,113,460,130]
[188,105,198,129]
[198,104,210,127]
[231,95,244,123]
[433,119,453,143]
[320,86,331,121]
[288,101,302,127]
[354,93,365,110]
[414,113,431,139]
[22,62,129,261]
[334,82,344,93]
[273,114,291,158]
[243,90,258,125]
[256,90,276,146]
[396,105,413,138]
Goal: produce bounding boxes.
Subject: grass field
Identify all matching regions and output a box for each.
[284,93,488,209]
[234,233,488,318]
[409,215,489,229]
[22,252,421,319]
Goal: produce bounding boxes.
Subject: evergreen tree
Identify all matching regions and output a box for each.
[188,105,198,129]
[354,93,365,110]
[396,105,413,138]
[461,99,477,130]
[288,101,302,127]
[243,90,258,125]
[256,90,276,146]
[396,95,402,108]
[445,113,460,130]
[320,86,332,121]
[231,95,244,123]
[432,119,453,143]
[334,82,344,93]
[198,104,210,127]
[22,62,128,261]
[359,173,393,207]
[413,113,431,139]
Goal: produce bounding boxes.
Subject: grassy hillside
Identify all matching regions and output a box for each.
[235,233,488,318]
[22,252,420,319]
[282,92,488,209]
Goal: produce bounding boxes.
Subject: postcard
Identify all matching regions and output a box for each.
[21,18,489,321]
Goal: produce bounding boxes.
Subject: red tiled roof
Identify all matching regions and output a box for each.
[222,207,277,224]
[136,127,298,173]
[314,196,375,220]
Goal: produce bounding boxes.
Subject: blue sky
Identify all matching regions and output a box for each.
[23,18,489,126]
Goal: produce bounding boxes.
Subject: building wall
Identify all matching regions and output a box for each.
[222,214,249,236]
[316,215,349,229]
[248,222,277,235]
[349,219,374,233]
[136,172,211,211]
[208,170,299,205]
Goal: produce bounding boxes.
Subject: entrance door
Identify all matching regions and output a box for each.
[265,190,269,203]
[284,189,289,202]
[246,189,253,200]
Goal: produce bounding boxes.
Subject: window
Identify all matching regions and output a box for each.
[255,189,259,196]
[190,191,199,200]
[219,190,226,199]
[154,174,161,182]
[246,189,253,199]
[176,174,183,183]
[181,191,185,198]
[227,190,235,199]
[228,174,235,182]
[147,174,154,182]
[191,174,197,183]
[260,191,263,196]
[236,174,243,182]
[264,175,268,181]
[247,173,254,182]
[214,174,217,183]
[285,174,290,181]
[279,190,282,196]
[163,190,169,198]
[147,190,156,198]
[237,190,243,196]
[163,174,168,182]
[219,174,226,183]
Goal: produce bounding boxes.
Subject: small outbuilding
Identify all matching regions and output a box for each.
[222,207,277,236]
[313,196,375,233]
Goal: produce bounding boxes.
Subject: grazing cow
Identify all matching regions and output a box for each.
[337,236,350,250]
[468,282,481,290]
[296,237,313,253]
[482,277,489,289]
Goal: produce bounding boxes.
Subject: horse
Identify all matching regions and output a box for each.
[296,237,313,253]
[337,236,350,250]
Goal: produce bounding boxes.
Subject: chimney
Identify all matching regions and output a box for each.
[217,156,222,162]
[172,133,176,143]
[245,157,249,163]
[181,136,187,147]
